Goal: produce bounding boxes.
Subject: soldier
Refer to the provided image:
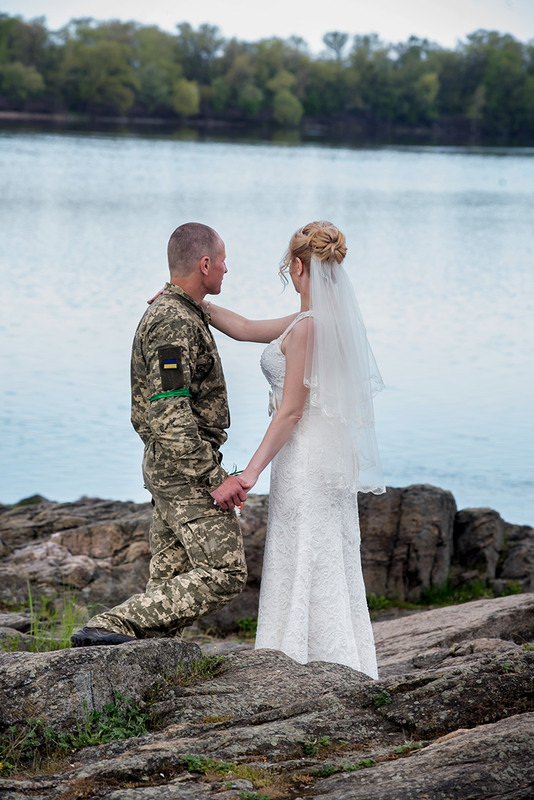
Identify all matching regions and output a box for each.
[72,223,248,646]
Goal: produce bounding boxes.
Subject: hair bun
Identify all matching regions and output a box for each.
[307,221,347,264]
[279,220,347,284]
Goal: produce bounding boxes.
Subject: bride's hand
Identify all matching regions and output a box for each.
[236,472,257,492]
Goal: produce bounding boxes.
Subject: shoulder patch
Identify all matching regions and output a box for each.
[158,346,185,391]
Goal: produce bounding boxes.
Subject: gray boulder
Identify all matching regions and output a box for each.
[0,594,533,799]
[1,489,533,635]
[314,713,534,800]
[0,639,201,732]
[453,507,504,580]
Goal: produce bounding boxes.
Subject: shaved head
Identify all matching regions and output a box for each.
[167,222,223,277]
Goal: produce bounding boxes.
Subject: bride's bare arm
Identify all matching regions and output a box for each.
[203,301,297,344]
[211,318,310,509]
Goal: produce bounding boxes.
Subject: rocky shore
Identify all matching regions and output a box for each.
[0,594,533,798]
[0,487,533,798]
[0,486,532,633]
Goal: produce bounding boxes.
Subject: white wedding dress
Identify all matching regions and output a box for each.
[254,312,379,679]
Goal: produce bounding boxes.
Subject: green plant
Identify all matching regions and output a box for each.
[394,740,423,754]
[239,793,271,800]
[182,754,215,773]
[502,580,524,595]
[69,694,151,748]
[181,755,281,794]
[418,579,491,606]
[0,584,87,653]
[312,764,340,777]
[367,593,392,610]
[344,758,375,771]
[11,494,45,507]
[301,735,331,755]
[373,689,392,708]
[0,718,67,776]
[0,635,20,652]
[166,654,226,687]
[237,617,258,637]
[0,695,153,777]
[523,643,534,651]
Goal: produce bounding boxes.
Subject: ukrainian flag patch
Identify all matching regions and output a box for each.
[158,346,184,391]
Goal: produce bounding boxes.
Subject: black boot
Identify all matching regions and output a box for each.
[71,627,137,647]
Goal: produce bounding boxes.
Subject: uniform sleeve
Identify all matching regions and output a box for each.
[143,315,227,488]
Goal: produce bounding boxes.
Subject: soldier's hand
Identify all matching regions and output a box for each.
[211,476,248,510]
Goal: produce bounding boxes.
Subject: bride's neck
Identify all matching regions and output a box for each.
[299,287,310,312]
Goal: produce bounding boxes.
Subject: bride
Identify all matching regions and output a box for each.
[208,221,384,678]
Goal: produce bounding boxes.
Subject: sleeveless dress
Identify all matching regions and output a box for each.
[254,312,378,679]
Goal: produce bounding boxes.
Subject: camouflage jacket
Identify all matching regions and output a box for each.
[131,283,229,491]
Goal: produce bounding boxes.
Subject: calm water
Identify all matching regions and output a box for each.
[0,130,533,524]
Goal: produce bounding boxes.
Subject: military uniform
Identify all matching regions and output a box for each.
[87,283,247,638]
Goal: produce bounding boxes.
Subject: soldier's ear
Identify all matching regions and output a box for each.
[200,256,210,274]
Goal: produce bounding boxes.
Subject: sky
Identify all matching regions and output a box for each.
[2,0,534,52]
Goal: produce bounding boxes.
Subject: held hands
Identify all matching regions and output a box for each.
[211,473,255,510]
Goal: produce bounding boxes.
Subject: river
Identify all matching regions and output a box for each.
[0,129,532,524]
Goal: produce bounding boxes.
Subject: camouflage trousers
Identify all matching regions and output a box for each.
[87,491,247,639]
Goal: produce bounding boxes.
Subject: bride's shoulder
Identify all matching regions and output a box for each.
[281,312,311,353]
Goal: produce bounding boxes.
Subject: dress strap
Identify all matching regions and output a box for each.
[280,311,312,340]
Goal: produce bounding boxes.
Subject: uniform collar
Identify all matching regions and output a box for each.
[164,282,208,322]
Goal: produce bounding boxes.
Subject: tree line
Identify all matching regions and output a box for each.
[1,13,533,141]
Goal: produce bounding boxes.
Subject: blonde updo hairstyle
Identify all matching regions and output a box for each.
[280,220,347,284]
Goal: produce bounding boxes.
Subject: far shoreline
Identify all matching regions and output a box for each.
[2,110,533,149]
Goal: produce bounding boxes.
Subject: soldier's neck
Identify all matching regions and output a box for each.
[169,276,205,305]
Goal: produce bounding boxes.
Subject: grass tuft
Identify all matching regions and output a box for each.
[165,654,226,687]
[237,617,258,637]
[0,584,87,653]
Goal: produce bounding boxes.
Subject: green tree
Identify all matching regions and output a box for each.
[323,31,349,62]
[0,60,44,102]
[349,34,397,120]
[0,14,48,67]
[272,87,303,126]
[171,77,199,116]
[60,38,137,114]
[392,36,442,123]
[211,75,231,111]
[460,30,527,136]
[237,82,263,115]
[302,59,347,115]
[175,22,224,83]
[134,25,186,113]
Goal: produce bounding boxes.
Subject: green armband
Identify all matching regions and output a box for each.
[150,389,191,402]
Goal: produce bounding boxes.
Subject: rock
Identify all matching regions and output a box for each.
[453,507,504,579]
[313,713,534,799]
[498,521,534,591]
[0,497,152,606]
[381,649,533,739]
[373,592,534,677]
[0,595,533,799]
[0,612,31,632]
[359,484,457,601]
[0,489,533,635]
[0,639,201,732]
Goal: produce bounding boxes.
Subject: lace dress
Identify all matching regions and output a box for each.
[254,312,378,678]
